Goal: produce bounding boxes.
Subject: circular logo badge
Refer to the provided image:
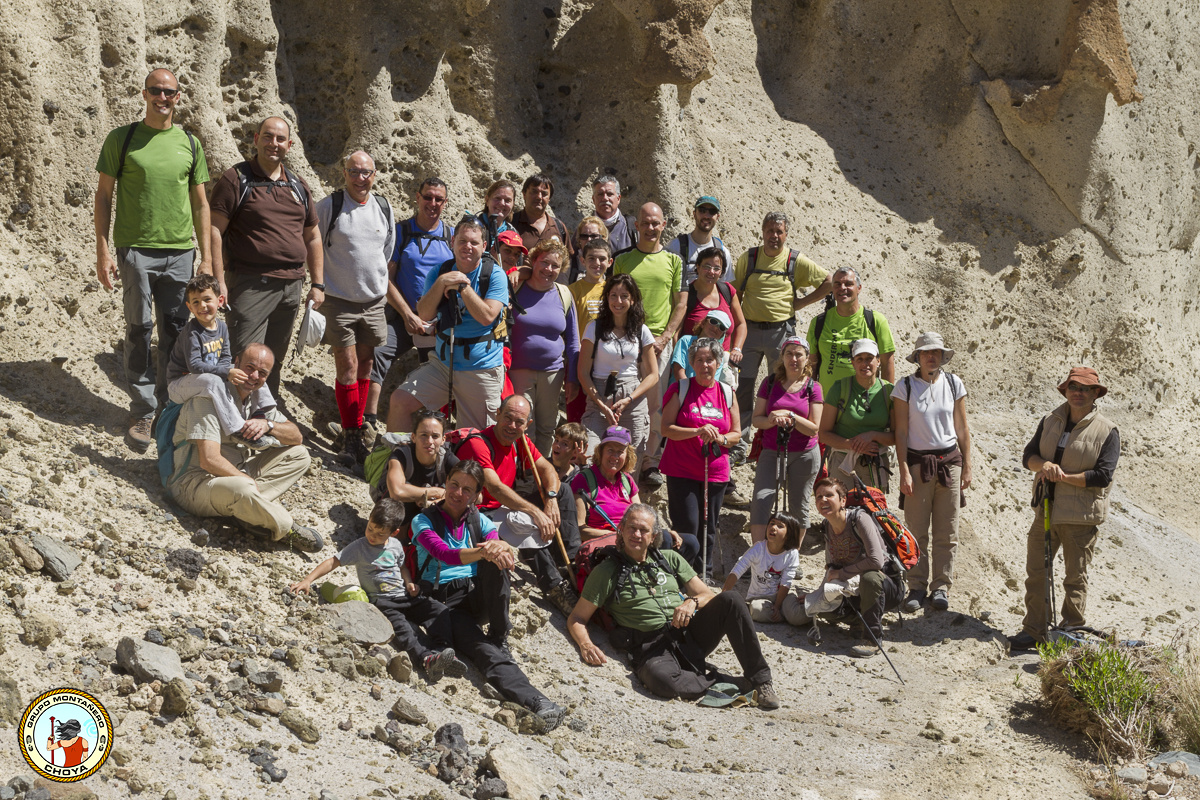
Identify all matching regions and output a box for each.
[18,688,113,783]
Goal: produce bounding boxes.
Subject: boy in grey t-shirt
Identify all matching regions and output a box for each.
[289,499,466,681]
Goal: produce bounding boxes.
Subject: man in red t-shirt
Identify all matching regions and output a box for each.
[457,395,580,615]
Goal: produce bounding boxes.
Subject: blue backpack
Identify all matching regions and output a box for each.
[154,401,184,488]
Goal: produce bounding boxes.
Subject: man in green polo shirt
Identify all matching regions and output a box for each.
[731,211,831,462]
[806,266,896,397]
[95,68,211,451]
[613,202,686,489]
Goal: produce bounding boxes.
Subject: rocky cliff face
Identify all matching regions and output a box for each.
[0,1,1198,798]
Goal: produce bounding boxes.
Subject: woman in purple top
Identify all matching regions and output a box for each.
[749,337,824,541]
[661,338,742,575]
[509,240,580,454]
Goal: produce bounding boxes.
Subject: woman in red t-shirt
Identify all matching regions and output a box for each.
[682,248,746,358]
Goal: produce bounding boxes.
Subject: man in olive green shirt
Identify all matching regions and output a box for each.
[731,211,831,458]
[94,68,211,450]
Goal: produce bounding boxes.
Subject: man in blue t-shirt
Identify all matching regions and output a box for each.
[387,217,509,431]
[365,178,454,429]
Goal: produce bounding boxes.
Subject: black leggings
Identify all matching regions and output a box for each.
[666,476,726,573]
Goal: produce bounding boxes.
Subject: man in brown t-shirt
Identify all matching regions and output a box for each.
[511,174,573,284]
[210,116,324,401]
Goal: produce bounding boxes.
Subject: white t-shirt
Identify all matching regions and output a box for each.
[730,540,799,600]
[892,372,967,451]
[582,321,654,381]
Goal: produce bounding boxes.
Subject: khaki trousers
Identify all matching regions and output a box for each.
[509,367,565,456]
[1021,509,1099,637]
[171,445,311,538]
[904,464,961,593]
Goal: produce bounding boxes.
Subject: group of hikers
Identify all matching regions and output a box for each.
[94,69,1121,724]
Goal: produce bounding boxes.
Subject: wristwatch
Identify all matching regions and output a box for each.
[266,420,275,431]
[546,490,558,499]
[311,282,325,291]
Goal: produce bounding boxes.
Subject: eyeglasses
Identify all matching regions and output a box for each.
[146,87,179,97]
[346,168,376,178]
[421,194,447,204]
[578,233,602,241]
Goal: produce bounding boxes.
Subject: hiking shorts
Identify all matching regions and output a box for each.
[321,293,387,348]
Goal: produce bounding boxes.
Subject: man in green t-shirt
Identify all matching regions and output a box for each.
[613,203,686,489]
[731,212,831,462]
[807,266,896,397]
[94,68,212,451]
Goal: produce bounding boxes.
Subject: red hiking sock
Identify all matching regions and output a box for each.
[356,378,370,427]
[335,381,360,430]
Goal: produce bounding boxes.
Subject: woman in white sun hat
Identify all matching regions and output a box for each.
[892,331,972,614]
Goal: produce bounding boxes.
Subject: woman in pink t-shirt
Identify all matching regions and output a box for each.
[661,338,742,576]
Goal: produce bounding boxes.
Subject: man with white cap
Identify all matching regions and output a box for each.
[1008,367,1119,651]
[454,395,581,618]
[893,332,973,613]
[666,196,734,286]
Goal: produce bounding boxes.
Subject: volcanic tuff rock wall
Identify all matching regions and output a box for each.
[0,1,1197,512]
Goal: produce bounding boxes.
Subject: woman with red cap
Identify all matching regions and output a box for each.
[1008,367,1120,651]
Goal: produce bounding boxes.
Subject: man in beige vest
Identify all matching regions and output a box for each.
[1008,367,1119,651]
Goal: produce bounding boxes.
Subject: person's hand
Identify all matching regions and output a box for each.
[899,466,913,497]
[961,465,973,491]
[402,309,427,336]
[227,367,249,387]
[406,582,420,597]
[670,529,683,549]
[696,424,721,444]
[566,383,580,403]
[610,397,631,418]
[288,579,313,595]
[544,496,562,532]
[671,597,697,628]
[240,418,271,441]
[770,409,794,430]
[598,401,618,428]
[196,257,213,277]
[770,605,783,623]
[96,254,117,290]
[218,280,229,306]
[653,334,669,355]
[439,271,470,297]
[531,508,556,543]
[1039,462,1065,483]
[847,433,880,455]
[579,641,607,666]
[480,540,517,570]
[424,487,446,504]
[728,348,743,366]
[307,286,324,310]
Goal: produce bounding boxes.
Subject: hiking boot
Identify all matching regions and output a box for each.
[931,589,949,611]
[1007,631,1038,652]
[423,648,468,682]
[337,427,369,466]
[902,588,927,614]
[526,697,566,733]
[755,680,781,710]
[236,433,281,451]
[724,486,750,508]
[547,579,580,617]
[127,417,153,452]
[363,413,382,432]
[285,525,325,553]
[729,443,748,467]
[849,641,880,658]
[638,468,664,492]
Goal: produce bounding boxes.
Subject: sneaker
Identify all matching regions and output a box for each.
[547,579,580,617]
[755,680,780,710]
[638,468,664,492]
[902,589,927,614]
[236,433,281,451]
[931,589,949,611]
[1007,631,1038,652]
[724,486,750,508]
[423,648,468,682]
[127,417,153,452]
[526,697,566,733]
[285,525,325,553]
[849,641,880,658]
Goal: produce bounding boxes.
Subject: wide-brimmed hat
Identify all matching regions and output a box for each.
[296,300,326,355]
[850,339,878,358]
[496,229,527,254]
[600,426,632,447]
[906,331,955,364]
[1057,367,1108,398]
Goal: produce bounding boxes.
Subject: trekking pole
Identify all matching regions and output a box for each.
[445,289,459,428]
[773,425,792,517]
[849,604,905,684]
[1044,489,1054,642]
[580,489,619,531]
[524,434,575,581]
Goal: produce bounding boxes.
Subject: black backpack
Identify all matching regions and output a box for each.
[433,256,507,357]
[675,233,725,270]
[397,217,454,258]
[225,161,311,230]
[116,121,198,183]
[323,189,392,245]
[737,246,798,295]
[587,546,686,609]
[684,280,734,329]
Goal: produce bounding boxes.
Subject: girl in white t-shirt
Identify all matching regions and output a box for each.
[577,274,659,467]
[722,513,803,623]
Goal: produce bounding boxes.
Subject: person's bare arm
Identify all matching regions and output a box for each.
[289,555,340,594]
[459,281,503,327]
[793,274,833,311]
[657,290,688,351]
[195,438,248,479]
[241,417,302,446]
[94,173,118,289]
[894,397,912,496]
[728,292,748,362]
[880,352,896,384]
[954,395,973,490]
[304,224,324,309]
[210,211,230,299]
[190,182,212,274]
[567,597,606,665]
